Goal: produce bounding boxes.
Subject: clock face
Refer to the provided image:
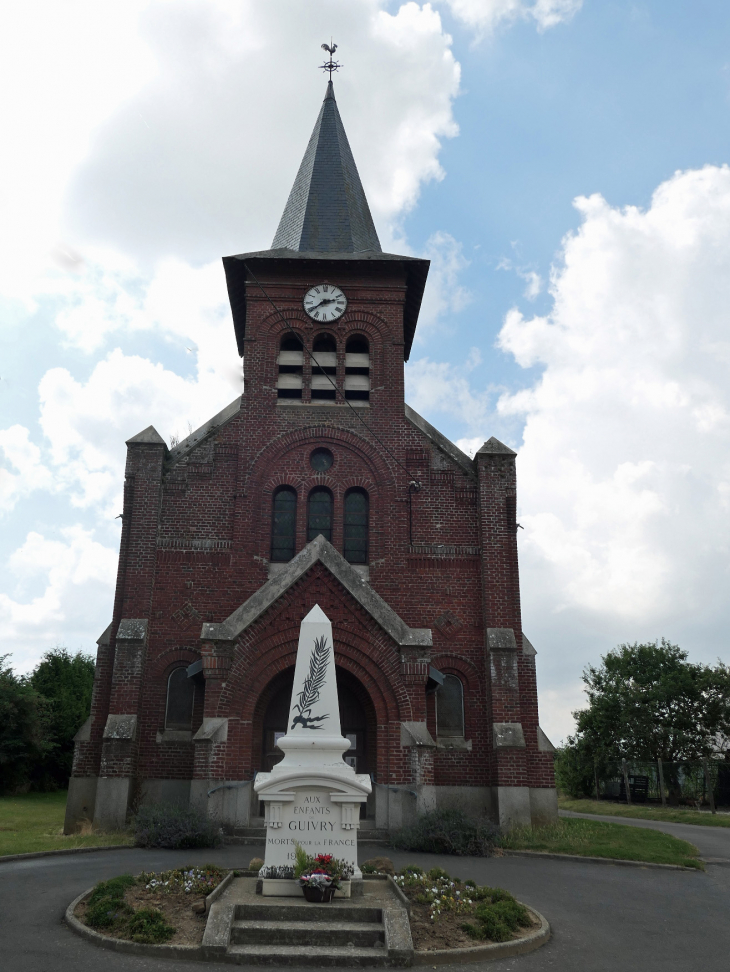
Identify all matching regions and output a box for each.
[303,284,347,322]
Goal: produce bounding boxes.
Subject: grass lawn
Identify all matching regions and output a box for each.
[500,817,702,868]
[559,796,730,828]
[0,791,132,857]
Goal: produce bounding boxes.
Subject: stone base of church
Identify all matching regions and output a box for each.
[64,776,98,834]
[64,777,558,835]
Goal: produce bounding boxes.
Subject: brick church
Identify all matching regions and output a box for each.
[65,79,556,837]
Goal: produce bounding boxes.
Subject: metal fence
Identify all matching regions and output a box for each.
[592,759,730,810]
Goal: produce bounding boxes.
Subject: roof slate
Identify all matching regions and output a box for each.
[271,81,381,254]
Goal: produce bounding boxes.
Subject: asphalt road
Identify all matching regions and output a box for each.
[2,836,728,972]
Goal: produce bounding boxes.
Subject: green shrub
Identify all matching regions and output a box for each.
[128,908,175,944]
[85,875,137,929]
[133,804,222,849]
[461,895,531,942]
[391,809,500,856]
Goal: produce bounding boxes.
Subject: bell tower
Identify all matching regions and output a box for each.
[222,78,429,420]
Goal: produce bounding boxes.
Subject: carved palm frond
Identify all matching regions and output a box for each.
[294,635,329,716]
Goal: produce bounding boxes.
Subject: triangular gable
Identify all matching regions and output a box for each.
[200,535,432,648]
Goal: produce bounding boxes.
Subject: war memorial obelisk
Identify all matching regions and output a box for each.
[254,606,371,890]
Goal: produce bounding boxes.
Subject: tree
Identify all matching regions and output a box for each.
[558,640,730,797]
[0,656,52,794]
[29,648,95,788]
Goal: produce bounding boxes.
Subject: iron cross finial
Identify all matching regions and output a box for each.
[320,41,341,79]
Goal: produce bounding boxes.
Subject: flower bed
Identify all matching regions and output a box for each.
[74,865,227,946]
[393,865,538,951]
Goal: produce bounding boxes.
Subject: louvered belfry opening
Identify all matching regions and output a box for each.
[311,333,337,401]
[276,333,304,399]
[345,333,370,401]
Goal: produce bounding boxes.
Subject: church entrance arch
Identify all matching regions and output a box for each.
[257,666,376,815]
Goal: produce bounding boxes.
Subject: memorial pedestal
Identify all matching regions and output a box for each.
[254,606,371,893]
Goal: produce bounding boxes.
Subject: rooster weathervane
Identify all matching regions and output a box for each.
[320,41,341,80]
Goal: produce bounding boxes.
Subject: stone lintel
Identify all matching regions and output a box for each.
[103,714,138,741]
[493,722,526,749]
[487,627,518,651]
[193,717,229,743]
[537,727,556,753]
[116,618,149,643]
[400,722,437,749]
[201,535,432,648]
[73,716,92,742]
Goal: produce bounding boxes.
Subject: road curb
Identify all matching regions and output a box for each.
[500,849,700,871]
[66,884,550,966]
[0,844,134,865]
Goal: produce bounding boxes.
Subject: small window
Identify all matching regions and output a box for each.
[165,667,196,730]
[311,333,337,401]
[344,488,368,564]
[310,448,334,472]
[308,487,333,542]
[277,332,303,400]
[436,674,464,738]
[345,334,370,402]
[271,486,297,561]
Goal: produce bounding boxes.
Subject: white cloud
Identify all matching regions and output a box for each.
[0,426,54,513]
[494,165,730,688]
[405,354,494,431]
[441,0,582,36]
[58,0,460,264]
[0,526,118,673]
[416,231,472,332]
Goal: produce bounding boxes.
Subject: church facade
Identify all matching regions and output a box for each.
[65,81,557,837]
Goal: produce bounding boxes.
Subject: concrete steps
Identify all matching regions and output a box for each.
[225,902,389,966]
[226,944,389,966]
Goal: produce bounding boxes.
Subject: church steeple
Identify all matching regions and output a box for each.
[271,81,381,254]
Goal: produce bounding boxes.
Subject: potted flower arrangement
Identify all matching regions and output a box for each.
[294,845,354,903]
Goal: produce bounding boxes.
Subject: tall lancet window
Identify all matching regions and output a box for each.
[308,488,333,542]
[271,487,297,561]
[436,675,465,738]
[343,488,368,563]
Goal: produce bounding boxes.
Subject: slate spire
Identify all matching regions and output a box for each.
[271,81,381,254]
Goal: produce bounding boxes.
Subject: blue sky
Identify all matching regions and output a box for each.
[2,0,730,743]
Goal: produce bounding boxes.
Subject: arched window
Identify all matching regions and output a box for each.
[165,667,196,730]
[344,488,368,564]
[436,674,464,738]
[271,486,297,561]
[311,333,337,401]
[345,334,370,402]
[308,487,332,542]
[277,332,304,400]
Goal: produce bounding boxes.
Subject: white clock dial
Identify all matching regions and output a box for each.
[303,284,347,322]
